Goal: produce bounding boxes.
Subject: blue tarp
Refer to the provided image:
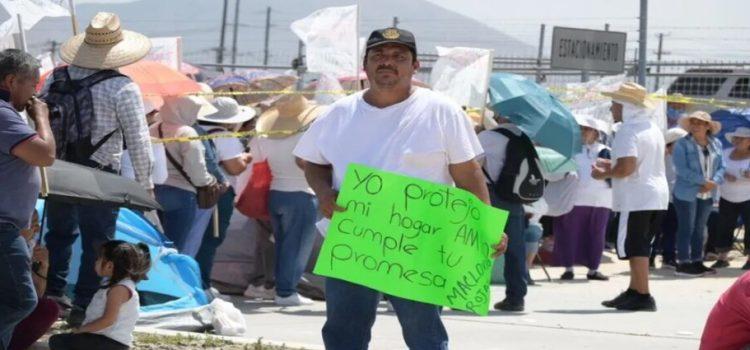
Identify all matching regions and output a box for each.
[36,200,209,314]
[711,109,750,148]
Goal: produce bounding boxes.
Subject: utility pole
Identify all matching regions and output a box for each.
[263,6,271,66]
[536,24,545,83]
[638,0,648,85]
[296,40,306,90]
[49,40,59,66]
[654,33,669,90]
[231,0,240,67]
[392,16,399,28]
[216,0,229,68]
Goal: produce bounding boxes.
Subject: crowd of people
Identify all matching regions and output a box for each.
[1,10,749,350]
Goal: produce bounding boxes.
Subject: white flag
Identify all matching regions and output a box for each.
[0,0,70,39]
[291,5,358,78]
[429,46,494,109]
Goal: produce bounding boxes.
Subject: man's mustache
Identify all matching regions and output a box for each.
[376,65,397,73]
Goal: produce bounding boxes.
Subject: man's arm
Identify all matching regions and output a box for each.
[11,97,55,167]
[302,160,344,219]
[449,159,490,205]
[116,83,153,189]
[592,157,637,180]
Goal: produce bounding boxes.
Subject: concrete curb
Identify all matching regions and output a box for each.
[133,326,324,349]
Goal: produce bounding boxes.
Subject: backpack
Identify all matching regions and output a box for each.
[482,126,545,204]
[43,66,126,165]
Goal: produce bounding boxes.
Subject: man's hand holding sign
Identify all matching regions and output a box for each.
[313,164,509,315]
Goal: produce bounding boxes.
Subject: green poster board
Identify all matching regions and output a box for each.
[313,164,509,315]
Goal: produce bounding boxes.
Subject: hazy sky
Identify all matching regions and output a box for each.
[425,0,749,60]
[74,0,750,60]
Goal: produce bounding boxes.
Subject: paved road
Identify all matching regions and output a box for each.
[233,252,744,349]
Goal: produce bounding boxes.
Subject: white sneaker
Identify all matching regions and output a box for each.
[204,287,230,302]
[243,285,276,300]
[275,293,314,306]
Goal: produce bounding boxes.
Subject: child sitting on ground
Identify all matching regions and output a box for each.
[49,240,151,350]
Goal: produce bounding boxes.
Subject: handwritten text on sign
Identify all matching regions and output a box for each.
[313,164,508,315]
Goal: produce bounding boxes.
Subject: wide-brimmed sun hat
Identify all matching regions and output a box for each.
[198,97,257,125]
[601,82,657,110]
[678,111,721,135]
[60,12,151,70]
[256,95,325,139]
[725,127,750,143]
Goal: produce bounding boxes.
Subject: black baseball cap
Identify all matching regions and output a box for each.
[366,27,417,57]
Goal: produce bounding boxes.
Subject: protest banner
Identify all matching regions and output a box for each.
[314,164,508,315]
[146,36,182,70]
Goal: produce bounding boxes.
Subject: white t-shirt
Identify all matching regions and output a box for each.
[720,148,750,203]
[294,87,483,189]
[83,279,139,346]
[611,118,669,212]
[204,126,246,188]
[250,133,313,194]
[573,142,612,209]
[477,124,522,183]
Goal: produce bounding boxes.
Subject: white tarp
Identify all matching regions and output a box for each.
[0,0,70,41]
[562,74,627,134]
[290,5,358,78]
[429,46,493,109]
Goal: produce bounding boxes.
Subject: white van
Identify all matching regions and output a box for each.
[667,69,750,112]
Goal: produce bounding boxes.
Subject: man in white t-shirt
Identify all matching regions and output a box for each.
[593,82,669,312]
[294,27,507,349]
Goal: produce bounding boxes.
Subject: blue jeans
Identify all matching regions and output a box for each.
[155,185,198,252]
[0,223,37,349]
[674,197,713,263]
[322,277,448,350]
[489,193,527,305]
[195,188,236,288]
[268,190,318,297]
[45,201,118,308]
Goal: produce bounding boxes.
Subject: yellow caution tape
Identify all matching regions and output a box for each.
[153,129,301,144]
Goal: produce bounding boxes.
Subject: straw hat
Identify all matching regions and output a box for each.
[601,82,657,109]
[678,111,721,135]
[256,95,325,138]
[665,127,688,145]
[725,127,750,143]
[159,95,218,126]
[198,97,257,125]
[60,12,151,70]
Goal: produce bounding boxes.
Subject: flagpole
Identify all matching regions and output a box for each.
[16,14,27,52]
[355,2,360,91]
[68,0,79,35]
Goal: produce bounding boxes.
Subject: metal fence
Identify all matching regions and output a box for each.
[192,55,750,104]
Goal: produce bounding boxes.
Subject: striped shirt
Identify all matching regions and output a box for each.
[43,65,154,189]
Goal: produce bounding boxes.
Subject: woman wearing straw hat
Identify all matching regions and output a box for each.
[672,111,726,277]
[192,97,255,295]
[149,96,218,252]
[251,94,326,306]
[553,113,612,281]
[712,127,750,270]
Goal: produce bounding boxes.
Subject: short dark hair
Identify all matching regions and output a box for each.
[0,49,40,82]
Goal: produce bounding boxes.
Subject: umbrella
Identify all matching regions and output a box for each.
[43,160,161,211]
[488,73,582,159]
[119,60,202,96]
[38,62,202,97]
[536,146,577,176]
[711,109,750,148]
